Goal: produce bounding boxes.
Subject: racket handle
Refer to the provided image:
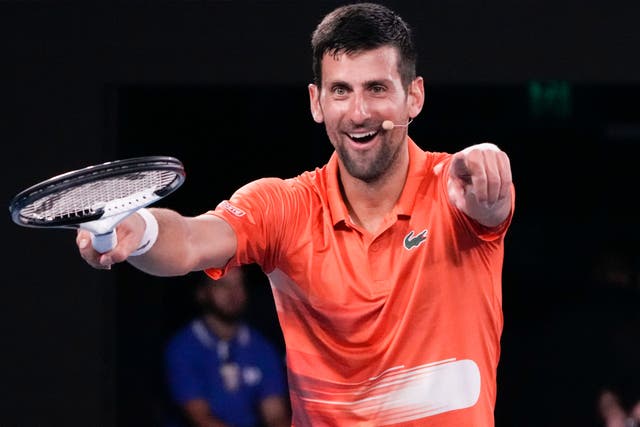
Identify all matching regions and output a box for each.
[91,231,117,253]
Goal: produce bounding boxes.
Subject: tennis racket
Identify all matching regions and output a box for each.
[9,156,185,253]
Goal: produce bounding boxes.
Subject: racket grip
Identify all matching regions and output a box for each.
[92,231,117,253]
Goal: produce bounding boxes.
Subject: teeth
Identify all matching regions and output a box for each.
[349,130,377,139]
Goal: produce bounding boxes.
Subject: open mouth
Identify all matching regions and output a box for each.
[348,130,378,144]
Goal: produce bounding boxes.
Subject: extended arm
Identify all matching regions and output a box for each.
[77,208,236,275]
[447,142,513,227]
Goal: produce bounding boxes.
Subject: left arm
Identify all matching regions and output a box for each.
[259,395,291,427]
[447,142,513,227]
[181,399,230,427]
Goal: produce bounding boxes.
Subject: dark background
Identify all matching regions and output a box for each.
[2,1,639,426]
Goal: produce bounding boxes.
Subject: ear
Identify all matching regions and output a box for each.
[407,77,425,120]
[308,83,324,123]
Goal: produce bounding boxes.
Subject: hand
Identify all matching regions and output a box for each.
[76,212,146,269]
[448,142,512,227]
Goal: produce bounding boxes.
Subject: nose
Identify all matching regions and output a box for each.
[347,91,371,125]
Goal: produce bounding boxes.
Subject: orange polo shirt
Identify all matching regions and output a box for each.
[207,138,514,426]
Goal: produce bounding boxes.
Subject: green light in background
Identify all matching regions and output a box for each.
[528,80,572,119]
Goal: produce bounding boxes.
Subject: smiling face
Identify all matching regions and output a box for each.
[309,46,424,183]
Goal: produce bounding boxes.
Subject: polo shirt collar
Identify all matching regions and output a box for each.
[326,137,427,226]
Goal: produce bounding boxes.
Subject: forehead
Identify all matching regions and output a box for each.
[320,45,401,85]
[205,279,244,296]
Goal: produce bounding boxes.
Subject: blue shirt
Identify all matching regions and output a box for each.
[165,319,288,427]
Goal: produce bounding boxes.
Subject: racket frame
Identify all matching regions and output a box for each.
[9,156,185,253]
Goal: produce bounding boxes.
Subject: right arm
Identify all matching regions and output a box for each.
[76,208,236,276]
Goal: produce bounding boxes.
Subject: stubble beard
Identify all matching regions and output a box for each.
[204,303,244,323]
[335,136,402,183]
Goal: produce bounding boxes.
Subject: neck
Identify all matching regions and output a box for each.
[203,314,238,342]
[339,145,409,234]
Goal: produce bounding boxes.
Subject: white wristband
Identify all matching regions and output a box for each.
[129,208,159,257]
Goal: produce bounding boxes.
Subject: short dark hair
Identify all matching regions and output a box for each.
[311,2,417,88]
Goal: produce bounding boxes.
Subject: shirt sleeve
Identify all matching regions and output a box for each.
[205,177,300,278]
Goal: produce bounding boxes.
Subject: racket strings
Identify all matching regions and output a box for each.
[20,170,178,222]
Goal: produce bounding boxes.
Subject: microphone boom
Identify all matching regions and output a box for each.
[382,118,413,130]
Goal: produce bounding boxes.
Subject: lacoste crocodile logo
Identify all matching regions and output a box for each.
[404,229,428,250]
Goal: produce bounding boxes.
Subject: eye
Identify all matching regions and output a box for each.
[332,85,348,96]
[370,85,386,94]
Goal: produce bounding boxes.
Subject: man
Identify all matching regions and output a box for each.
[78,3,514,425]
[164,267,290,427]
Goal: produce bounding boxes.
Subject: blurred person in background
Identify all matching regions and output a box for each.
[598,388,639,427]
[592,243,640,427]
[164,266,290,427]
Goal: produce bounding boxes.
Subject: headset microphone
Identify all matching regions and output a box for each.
[381,118,413,130]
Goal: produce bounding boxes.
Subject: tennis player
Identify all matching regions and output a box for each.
[78,3,515,425]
